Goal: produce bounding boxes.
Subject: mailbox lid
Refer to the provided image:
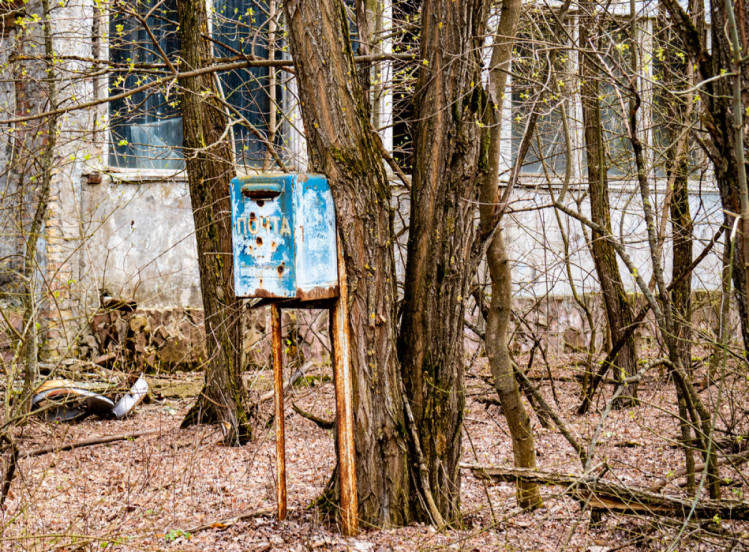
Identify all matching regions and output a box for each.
[231,175,296,298]
[293,174,338,300]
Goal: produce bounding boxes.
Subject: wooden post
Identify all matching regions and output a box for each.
[331,237,358,536]
[271,303,287,520]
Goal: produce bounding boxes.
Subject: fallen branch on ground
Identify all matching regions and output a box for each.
[464,465,749,519]
[20,429,162,458]
[649,448,749,492]
[291,402,334,429]
[186,507,277,534]
[475,396,501,407]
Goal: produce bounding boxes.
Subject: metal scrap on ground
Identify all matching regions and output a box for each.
[31,374,149,422]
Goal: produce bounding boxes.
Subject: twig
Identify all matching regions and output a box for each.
[400,378,446,527]
[258,361,313,403]
[20,429,162,458]
[186,507,278,534]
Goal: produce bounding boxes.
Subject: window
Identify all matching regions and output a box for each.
[109,0,183,170]
[511,25,570,176]
[650,17,706,178]
[109,0,282,170]
[213,0,282,167]
[506,11,706,184]
[596,22,635,177]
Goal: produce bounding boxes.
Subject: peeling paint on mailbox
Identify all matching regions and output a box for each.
[231,174,338,300]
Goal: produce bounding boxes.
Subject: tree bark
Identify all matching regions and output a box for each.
[578,8,639,409]
[476,0,542,510]
[661,0,749,354]
[398,0,491,523]
[177,0,252,445]
[656,7,697,491]
[282,0,413,526]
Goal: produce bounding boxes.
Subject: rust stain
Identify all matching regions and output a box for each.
[252,289,276,298]
[256,237,263,246]
[271,304,287,521]
[295,285,339,301]
[256,200,265,207]
[332,237,358,536]
[249,212,256,220]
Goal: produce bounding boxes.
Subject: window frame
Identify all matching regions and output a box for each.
[501,9,714,196]
[104,0,291,174]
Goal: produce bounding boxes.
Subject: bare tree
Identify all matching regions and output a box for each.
[175,0,253,445]
[578,3,639,411]
[661,0,749,354]
[478,0,542,510]
[282,0,414,526]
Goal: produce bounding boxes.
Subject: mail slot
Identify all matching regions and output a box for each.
[231,174,338,300]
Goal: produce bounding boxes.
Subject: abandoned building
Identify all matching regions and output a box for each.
[0,0,726,369]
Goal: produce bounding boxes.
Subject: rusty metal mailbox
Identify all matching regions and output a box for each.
[230,173,338,301]
[230,173,358,536]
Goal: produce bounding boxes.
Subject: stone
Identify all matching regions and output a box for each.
[129,315,149,333]
[114,315,129,345]
[563,327,585,352]
[157,336,191,367]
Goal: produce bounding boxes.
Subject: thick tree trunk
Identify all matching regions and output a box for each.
[283,0,413,526]
[477,0,541,510]
[579,11,638,409]
[398,0,491,523]
[177,0,252,445]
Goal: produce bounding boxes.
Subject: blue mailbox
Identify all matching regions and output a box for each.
[230,174,338,300]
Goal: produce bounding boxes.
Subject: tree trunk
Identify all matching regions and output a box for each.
[712,0,749,355]
[282,0,413,527]
[655,7,695,375]
[14,0,58,416]
[661,0,749,354]
[397,0,491,523]
[177,0,252,446]
[477,0,541,510]
[579,9,638,409]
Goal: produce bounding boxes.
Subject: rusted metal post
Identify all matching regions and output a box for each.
[271,303,287,520]
[331,238,358,536]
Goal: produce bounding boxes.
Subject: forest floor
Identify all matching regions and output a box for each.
[2,350,749,551]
